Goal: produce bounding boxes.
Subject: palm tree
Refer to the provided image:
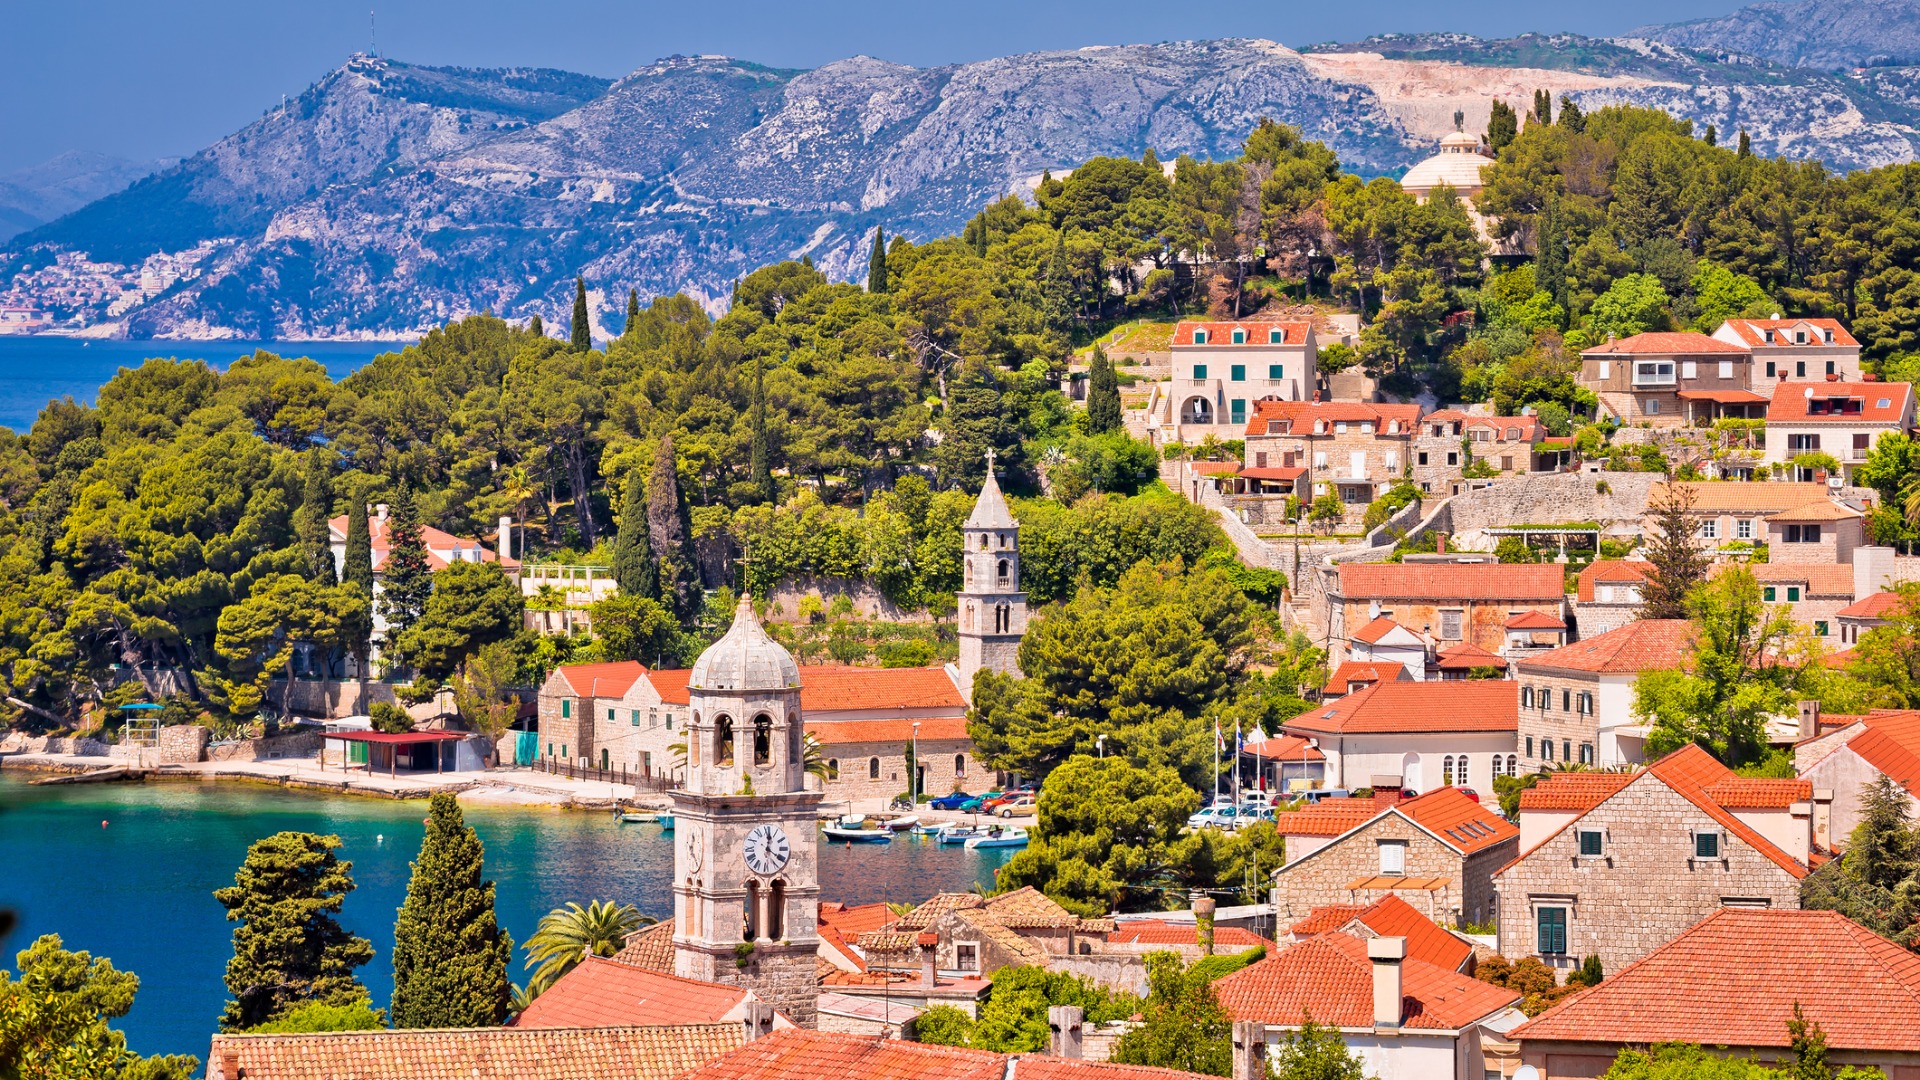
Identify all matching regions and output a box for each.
[521,900,653,997]
[804,732,833,784]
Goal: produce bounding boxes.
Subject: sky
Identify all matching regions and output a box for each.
[0,0,1751,174]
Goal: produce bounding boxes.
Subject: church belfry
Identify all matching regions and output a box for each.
[672,595,822,1026]
[956,451,1027,698]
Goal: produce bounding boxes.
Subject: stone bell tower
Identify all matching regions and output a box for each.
[672,594,823,1026]
[955,451,1027,699]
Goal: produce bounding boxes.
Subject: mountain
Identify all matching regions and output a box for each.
[1636,0,1920,70]
[18,34,1920,339]
[0,152,156,241]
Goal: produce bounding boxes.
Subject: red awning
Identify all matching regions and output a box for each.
[1241,467,1307,481]
[1677,389,1768,404]
[326,730,468,744]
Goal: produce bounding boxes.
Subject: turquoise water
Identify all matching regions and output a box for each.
[0,338,405,431]
[0,773,1010,1060]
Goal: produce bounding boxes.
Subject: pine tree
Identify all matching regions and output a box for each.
[1704,123,1718,147]
[749,354,773,503]
[1738,129,1753,158]
[1086,346,1121,434]
[343,495,375,672]
[611,469,656,600]
[1044,228,1074,333]
[215,832,374,1030]
[1487,99,1518,153]
[647,435,701,625]
[1641,480,1709,619]
[1533,88,1552,126]
[1847,774,1919,889]
[570,276,591,352]
[1557,94,1586,133]
[867,226,889,293]
[529,314,544,337]
[296,450,337,586]
[625,288,640,335]
[379,486,433,648]
[390,792,512,1028]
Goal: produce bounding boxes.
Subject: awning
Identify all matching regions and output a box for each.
[1677,389,1768,404]
[1240,467,1307,482]
[326,730,468,744]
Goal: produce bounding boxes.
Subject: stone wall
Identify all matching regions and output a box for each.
[1514,674,1602,768]
[269,679,401,720]
[206,731,324,762]
[1049,954,1150,998]
[1444,473,1661,551]
[1494,775,1804,976]
[814,736,979,803]
[0,734,109,756]
[766,576,931,624]
[157,723,208,763]
[1272,811,1511,928]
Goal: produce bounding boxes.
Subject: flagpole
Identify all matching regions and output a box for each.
[1213,721,1221,808]
[1233,721,1242,813]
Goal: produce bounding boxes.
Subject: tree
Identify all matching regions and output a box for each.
[1108,952,1233,1075]
[295,450,336,586]
[916,966,1138,1051]
[246,997,384,1033]
[388,561,524,679]
[867,226,889,293]
[570,276,591,351]
[1635,567,1802,766]
[1266,1013,1368,1080]
[0,935,199,1080]
[1308,493,1344,533]
[1641,483,1708,619]
[1558,94,1586,133]
[1085,346,1122,435]
[391,792,512,1028]
[379,486,433,648]
[995,756,1200,914]
[647,436,701,625]
[587,594,684,665]
[611,468,657,601]
[625,288,641,334]
[214,832,374,1030]
[1533,88,1552,125]
[1487,99,1519,154]
[1587,272,1672,340]
[520,900,650,998]
[343,495,375,672]
[749,354,773,504]
[452,640,523,749]
[1846,583,1920,707]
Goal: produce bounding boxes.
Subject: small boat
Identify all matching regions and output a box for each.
[823,824,893,843]
[656,813,674,830]
[617,812,652,824]
[911,822,947,835]
[937,824,991,845]
[965,828,1029,850]
[879,814,919,832]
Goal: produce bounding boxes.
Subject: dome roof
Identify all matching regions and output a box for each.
[689,594,799,691]
[1401,135,1495,194]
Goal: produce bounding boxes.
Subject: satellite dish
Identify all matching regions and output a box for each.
[1515,1067,1540,1080]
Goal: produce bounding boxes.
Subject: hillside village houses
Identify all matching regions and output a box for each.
[1327,563,1567,665]
[1140,319,1319,446]
[1763,377,1916,484]
[1509,619,1694,769]
[1794,709,1920,851]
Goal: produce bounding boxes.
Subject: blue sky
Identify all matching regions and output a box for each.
[0,0,1748,173]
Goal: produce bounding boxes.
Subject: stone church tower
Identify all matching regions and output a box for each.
[955,452,1028,698]
[672,595,823,1026]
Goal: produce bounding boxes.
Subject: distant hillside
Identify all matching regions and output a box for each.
[0,152,155,242]
[1636,0,1920,70]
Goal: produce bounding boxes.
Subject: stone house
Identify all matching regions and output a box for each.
[1240,399,1422,524]
[1511,909,1920,1080]
[1282,893,1480,973]
[1794,710,1920,851]
[857,888,1105,979]
[1214,929,1523,1080]
[1713,316,1864,384]
[1331,563,1568,664]
[1412,410,1564,495]
[1143,320,1318,446]
[1270,787,1519,928]
[1835,588,1908,646]
[1510,619,1694,769]
[1745,563,1855,642]
[1763,379,1915,485]
[1345,616,1430,676]
[1762,500,1867,567]
[1578,332,1762,427]
[1494,745,1811,976]
[1571,560,1652,638]
[1281,679,1520,793]
[1644,481,1859,562]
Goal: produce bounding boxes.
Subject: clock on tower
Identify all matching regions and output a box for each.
[671,595,822,1027]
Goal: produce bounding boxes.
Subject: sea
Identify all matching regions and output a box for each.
[0,337,407,432]
[0,773,1014,1060]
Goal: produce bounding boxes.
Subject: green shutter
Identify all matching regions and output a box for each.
[1230,364,1246,381]
[1194,364,1208,379]
[1537,908,1567,955]
[562,699,571,718]
[1268,364,1284,379]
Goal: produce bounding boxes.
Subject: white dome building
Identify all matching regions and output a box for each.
[1400,131,1497,204]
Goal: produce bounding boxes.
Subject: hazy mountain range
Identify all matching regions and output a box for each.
[10,0,1920,339]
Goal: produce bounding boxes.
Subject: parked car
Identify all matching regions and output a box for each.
[995,796,1037,818]
[1455,788,1480,803]
[1187,805,1241,830]
[957,791,1003,813]
[982,789,1034,813]
[1302,789,1351,804]
[930,791,975,811]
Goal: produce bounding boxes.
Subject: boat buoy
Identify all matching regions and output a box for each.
[376,834,384,843]
[423,818,431,825]
[101,820,108,828]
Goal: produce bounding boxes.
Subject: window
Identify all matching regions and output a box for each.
[1268,364,1285,379]
[1682,361,1697,379]
[1193,331,1208,345]
[1699,519,1718,540]
[1737,518,1753,540]
[1439,610,1463,640]
[1255,452,1268,468]
[1386,452,1399,472]
[1492,755,1506,779]
[1645,399,1661,416]
[1815,621,1830,637]
[753,715,772,765]
[1562,689,1572,712]
[1231,329,1246,344]
[1269,329,1284,344]
[869,757,881,779]
[1442,755,1457,786]
[1447,452,1459,466]
[1633,361,1676,386]
[1827,360,1837,375]
[1783,524,1822,544]
[826,758,839,779]
[632,710,641,727]
[1563,740,1572,762]
[608,708,615,722]
[1694,831,1722,859]
[1719,361,1734,379]
[1856,433,1872,453]
[956,754,966,775]
[1796,360,1807,378]
[1766,361,1777,377]
[1522,686,1534,708]
[1418,452,1429,465]
[1314,451,1328,468]
[1230,364,1246,381]
[957,943,979,971]
[1764,586,1777,602]
[1193,364,1208,379]
[1578,692,1593,715]
[717,717,735,766]
[1788,433,1821,452]
[1231,399,1247,425]
[561,700,571,718]
[1598,361,1611,380]
[1361,422,1375,434]
[1526,736,1535,758]
[1578,829,1604,856]
[1543,739,1554,761]
[1378,840,1406,876]
[1336,422,1349,434]
[1580,743,1593,764]
[667,714,674,730]
[1507,754,1518,775]
[1537,907,1568,955]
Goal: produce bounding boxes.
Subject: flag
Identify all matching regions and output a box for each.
[1215,722,1225,752]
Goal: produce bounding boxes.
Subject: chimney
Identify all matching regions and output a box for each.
[1369,936,1406,1029]
[375,502,389,521]
[220,1051,241,1080]
[1797,699,1821,740]
[1047,1005,1084,1058]
[1194,895,1218,956]
[498,515,513,562]
[742,1000,777,1041]
[919,932,938,989]
[1230,1021,1267,1080]
[1434,532,1447,555]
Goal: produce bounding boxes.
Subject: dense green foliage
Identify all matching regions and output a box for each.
[1801,775,1920,949]
[911,966,1139,1051]
[0,935,199,1080]
[390,792,513,1027]
[1266,1015,1370,1080]
[1108,951,1236,1075]
[213,832,374,1031]
[244,997,385,1033]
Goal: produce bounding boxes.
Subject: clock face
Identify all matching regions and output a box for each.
[742,824,790,876]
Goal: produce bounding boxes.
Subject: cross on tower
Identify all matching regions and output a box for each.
[985,448,996,472]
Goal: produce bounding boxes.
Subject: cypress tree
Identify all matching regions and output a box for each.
[1044,228,1074,332]
[390,792,512,1028]
[750,354,773,503]
[611,469,656,600]
[344,495,375,671]
[1536,196,1567,314]
[379,486,432,646]
[296,450,337,586]
[215,832,375,1030]
[1557,94,1586,134]
[1486,99,1518,153]
[647,435,700,625]
[570,276,591,352]
[867,226,888,294]
[1533,88,1552,126]
[1738,129,1752,158]
[1086,345,1122,434]
[1704,123,1718,147]
[625,288,640,335]
[529,314,544,338]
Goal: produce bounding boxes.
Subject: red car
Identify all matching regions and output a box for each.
[980,788,1035,812]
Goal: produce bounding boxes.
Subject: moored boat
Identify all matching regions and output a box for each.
[964,828,1029,850]
[823,824,893,843]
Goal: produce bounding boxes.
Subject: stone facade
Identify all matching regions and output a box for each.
[816,737,980,802]
[954,465,1026,695]
[1271,811,1514,929]
[1510,671,1645,769]
[1333,595,1565,663]
[1494,778,1804,976]
[157,723,209,763]
[1242,401,1421,527]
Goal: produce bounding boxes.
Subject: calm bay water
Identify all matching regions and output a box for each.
[0,773,1011,1060]
[0,338,406,431]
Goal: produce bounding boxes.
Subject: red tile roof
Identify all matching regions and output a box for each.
[1339,563,1565,601]
[1517,773,1635,813]
[1214,932,1519,1031]
[648,668,693,705]
[806,716,970,746]
[1514,620,1693,675]
[641,666,964,714]
[553,661,650,698]
[1846,711,1920,796]
[1576,561,1653,603]
[326,513,521,570]
[1106,920,1274,951]
[1649,482,1833,514]
[1284,681,1519,736]
[1338,894,1477,972]
[1239,466,1308,482]
[1645,745,1808,878]
[1173,320,1314,347]
[1287,905,1369,937]
[1245,733,1326,762]
[1703,777,1812,809]
[1766,380,1914,423]
[1836,591,1911,619]
[1433,641,1505,669]
[206,1024,744,1080]
[1188,461,1241,475]
[676,1029,1213,1080]
[1322,660,1407,696]
[1504,610,1566,630]
[513,957,755,1029]
[1276,795,1399,837]
[1581,331,1747,356]
[1396,787,1520,855]
[1718,317,1858,349]
[613,919,677,971]
[1511,909,1920,1051]
[1350,615,1416,645]
[1743,563,1857,595]
[1245,399,1422,437]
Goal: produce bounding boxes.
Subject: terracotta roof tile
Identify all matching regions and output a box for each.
[1646,745,1808,878]
[1581,332,1747,356]
[554,661,650,698]
[1719,317,1858,348]
[1397,787,1519,855]
[1848,712,1920,795]
[981,886,1081,928]
[1339,563,1565,601]
[1245,399,1422,436]
[890,893,985,931]
[206,1024,744,1080]
[1245,734,1326,763]
[513,957,755,1029]
[1511,909,1920,1051]
[1350,615,1416,645]
[648,668,693,705]
[807,716,969,745]
[1239,466,1308,482]
[1323,660,1406,695]
[1576,560,1653,603]
[1214,933,1519,1031]
[1741,564,1856,596]
[1189,461,1241,475]
[1283,681,1519,736]
[1106,920,1274,951]
[1515,620,1693,675]
[1517,773,1635,812]
[1288,904,1367,937]
[1649,482,1834,514]
[1434,641,1505,669]
[641,666,963,713]
[1504,610,1566,630]
[1837,591,1911,619]
[1703,777,1811,809]
[1765,380,1912,423]
[674,1029,1213,1080]
[1173,320,1314,347]
[1276,795,1398,837]
[1338,894,1477,972]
